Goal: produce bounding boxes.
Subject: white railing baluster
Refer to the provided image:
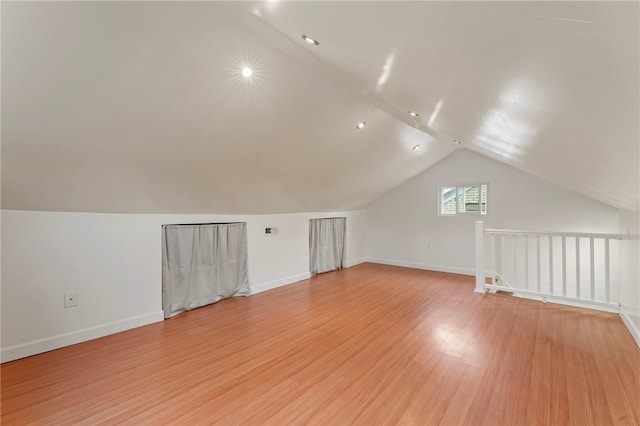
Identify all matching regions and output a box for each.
[491,235,496,285]
[514,235,518,288]
[536,235,541,293]
[590,237,595,301]
[549,236,553,295]
[525,235,529,290]
[576,237,581,299]
[501,235,506,286]
[605,238,610,303]
[562,236,567,297]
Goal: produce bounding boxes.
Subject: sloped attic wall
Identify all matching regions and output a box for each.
[1,1,455,214]
[4,1,637,215]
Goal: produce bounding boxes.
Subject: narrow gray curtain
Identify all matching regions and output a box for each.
[309,217,346,275]
[162,222,250,319]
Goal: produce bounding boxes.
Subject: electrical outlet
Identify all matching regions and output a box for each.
[64,291,77,308]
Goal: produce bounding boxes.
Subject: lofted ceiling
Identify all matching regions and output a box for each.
[2,1,638,214]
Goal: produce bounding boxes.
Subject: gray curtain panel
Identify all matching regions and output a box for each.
[309,217,346,275]
[162,222,250,319]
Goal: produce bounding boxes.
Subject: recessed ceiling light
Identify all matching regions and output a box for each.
[301,35,319,46]
[408,111,419,117]
[241,67,253,78]
[454,139,462,144]
[412,144,421,150]
[356,121,366,129]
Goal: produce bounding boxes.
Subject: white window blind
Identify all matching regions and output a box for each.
[439,184,488,216]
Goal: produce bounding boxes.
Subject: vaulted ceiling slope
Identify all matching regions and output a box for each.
[2,1,638,214]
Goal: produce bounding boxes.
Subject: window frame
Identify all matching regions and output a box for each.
[438,183,489,216]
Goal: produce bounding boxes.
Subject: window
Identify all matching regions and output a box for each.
[439,184,488,216]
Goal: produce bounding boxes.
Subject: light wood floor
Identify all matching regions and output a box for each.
[2,263,639,425]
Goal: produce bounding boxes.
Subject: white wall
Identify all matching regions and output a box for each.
[366,149,621,275]
[619,210,640,346]
[1,209,366,362]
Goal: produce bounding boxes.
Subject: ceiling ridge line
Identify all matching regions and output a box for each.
[243,8,455,147]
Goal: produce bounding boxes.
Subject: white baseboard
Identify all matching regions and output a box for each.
[251,272,311,295]
[511,292,620,314]
[366,257,475,276]
[251,260,365,295]
[620,307,640,348]
[344,257,366,268]
[1,311,164,363]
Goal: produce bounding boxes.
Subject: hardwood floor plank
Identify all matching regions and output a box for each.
[2,263,638,425]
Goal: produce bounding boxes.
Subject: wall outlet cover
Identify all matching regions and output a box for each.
[64,291,78,308]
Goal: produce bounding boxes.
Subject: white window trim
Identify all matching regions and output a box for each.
[438,183,489,216]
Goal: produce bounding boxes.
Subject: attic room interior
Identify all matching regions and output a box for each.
[1,1,639,424]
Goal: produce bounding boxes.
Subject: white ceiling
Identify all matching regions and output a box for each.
[2,1,638,213]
